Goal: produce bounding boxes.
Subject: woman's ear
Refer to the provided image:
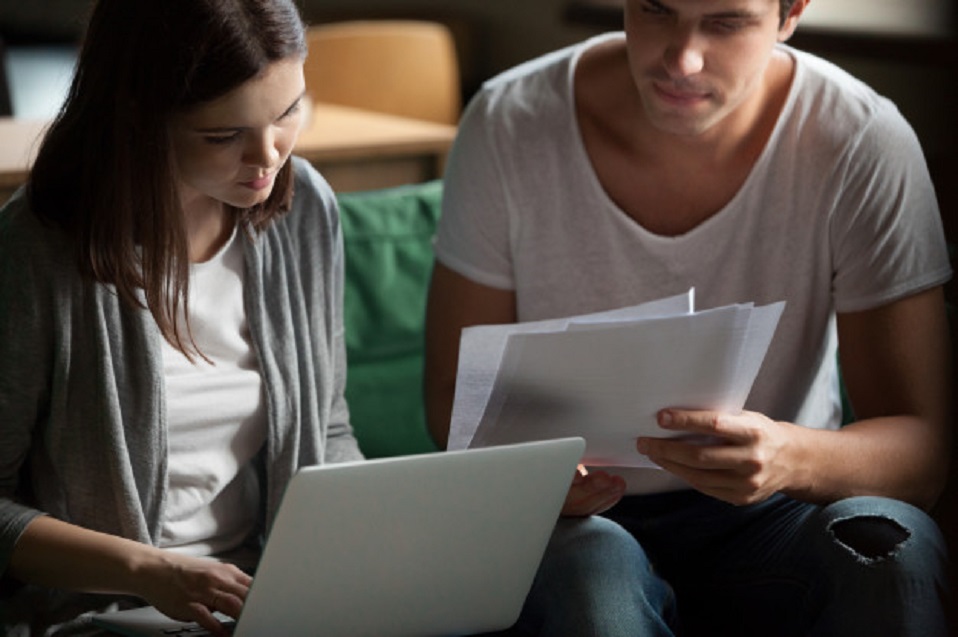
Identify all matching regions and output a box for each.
[778,0,811,42]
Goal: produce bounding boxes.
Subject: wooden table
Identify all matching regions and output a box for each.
[0,102,458,204]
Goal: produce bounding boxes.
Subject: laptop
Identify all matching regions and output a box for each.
[93,437,585,637]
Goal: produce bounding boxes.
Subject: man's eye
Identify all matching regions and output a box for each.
[640,2,669,15]
[707,19,746,34]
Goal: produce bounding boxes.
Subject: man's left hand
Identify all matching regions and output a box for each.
[637,409,799,506]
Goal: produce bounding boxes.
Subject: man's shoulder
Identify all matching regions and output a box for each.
[477,33,623,107]
[789,46,900,126]
[784,45,915,159]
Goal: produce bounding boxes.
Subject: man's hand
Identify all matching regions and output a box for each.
[561,465,627,517]
[637,409,800,506]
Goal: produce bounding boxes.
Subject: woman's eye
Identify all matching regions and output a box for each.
[204,132,240,145]
[279,101,302,121]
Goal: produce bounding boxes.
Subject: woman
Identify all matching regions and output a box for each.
[0,0,363,634]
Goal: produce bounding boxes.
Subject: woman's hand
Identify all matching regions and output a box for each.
[137,553,252,637]
[8,516,252,637]
[561,465,627,517]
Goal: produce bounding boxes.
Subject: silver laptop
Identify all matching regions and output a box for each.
[93,437,584,637]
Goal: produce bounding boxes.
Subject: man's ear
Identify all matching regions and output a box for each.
[778,0,811,42]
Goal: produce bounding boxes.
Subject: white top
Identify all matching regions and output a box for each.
[435,34,952,492]
[160,227,267,556]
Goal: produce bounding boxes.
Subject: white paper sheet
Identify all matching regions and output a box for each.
[447,290,694,451]
[448,290,784,471]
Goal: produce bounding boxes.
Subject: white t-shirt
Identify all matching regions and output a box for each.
[160,227,267,556]
[435,34,952,492]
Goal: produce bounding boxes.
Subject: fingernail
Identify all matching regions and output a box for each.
[659,410,673,427]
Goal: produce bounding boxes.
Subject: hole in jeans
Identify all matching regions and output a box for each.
[829,515,910,561]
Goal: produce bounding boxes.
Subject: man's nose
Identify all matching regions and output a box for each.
[662,27,705,78]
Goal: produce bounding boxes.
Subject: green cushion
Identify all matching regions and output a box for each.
[337,181,443,457]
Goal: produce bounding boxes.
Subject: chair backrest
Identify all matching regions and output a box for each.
[304,20,461,125]
[0,38,12,116]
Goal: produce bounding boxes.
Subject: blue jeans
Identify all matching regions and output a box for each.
[498,491,950,636]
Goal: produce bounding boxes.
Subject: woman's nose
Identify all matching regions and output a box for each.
[243,129,281,169]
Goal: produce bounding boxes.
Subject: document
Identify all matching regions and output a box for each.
[448,290,784,469]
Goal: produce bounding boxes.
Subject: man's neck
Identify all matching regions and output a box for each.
[573,39,794,235]
[595,47,790,171]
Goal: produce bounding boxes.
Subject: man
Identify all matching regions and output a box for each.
[424,0,953,634]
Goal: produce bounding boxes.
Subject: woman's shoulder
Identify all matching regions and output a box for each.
[285,157,337,218]
[0,188,77,301]
[290,156,336,208]
[259,157,341,250]
[0,189,72,266]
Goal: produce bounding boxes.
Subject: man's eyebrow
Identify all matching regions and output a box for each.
[644,0,765,20]
[704,3,769,20]
[193,90,306,133]
[707,9,763,19]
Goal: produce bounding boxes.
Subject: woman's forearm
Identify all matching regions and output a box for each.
[8,514,164,597]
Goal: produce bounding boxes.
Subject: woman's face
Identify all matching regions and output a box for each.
[170,56,306,211]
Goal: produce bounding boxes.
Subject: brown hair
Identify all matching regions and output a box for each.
[28,0,306,357]
[779,0,799,26]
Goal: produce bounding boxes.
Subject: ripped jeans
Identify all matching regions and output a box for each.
[509,491,950,637]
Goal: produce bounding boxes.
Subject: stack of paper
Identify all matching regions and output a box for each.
[448,290,784,469]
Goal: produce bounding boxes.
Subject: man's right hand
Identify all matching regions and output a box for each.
[561,465,626,517]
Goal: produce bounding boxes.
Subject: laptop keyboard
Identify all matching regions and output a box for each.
[160,620,236,635]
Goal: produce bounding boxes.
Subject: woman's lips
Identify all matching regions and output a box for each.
[241,173,274,191]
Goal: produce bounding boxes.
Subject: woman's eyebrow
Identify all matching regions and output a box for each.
[280,90,306,117]
[193,90,306,133]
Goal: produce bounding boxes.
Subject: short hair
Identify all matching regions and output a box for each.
[779,0,799,26]
[29,0,307,357]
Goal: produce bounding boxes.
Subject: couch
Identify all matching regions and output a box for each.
[338,180,442,458]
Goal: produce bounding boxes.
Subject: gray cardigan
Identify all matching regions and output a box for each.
[0,157,364,633]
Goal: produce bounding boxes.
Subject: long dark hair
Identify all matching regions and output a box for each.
[28,0,307,356]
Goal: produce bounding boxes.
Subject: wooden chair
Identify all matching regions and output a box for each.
[0,38,12,116]
[304,20,461,126]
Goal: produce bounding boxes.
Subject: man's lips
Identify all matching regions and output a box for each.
[653,82,711,105]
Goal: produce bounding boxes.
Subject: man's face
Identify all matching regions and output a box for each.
[624,0,795,138]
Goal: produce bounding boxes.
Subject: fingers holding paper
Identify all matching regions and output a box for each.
[637,409,800,506]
